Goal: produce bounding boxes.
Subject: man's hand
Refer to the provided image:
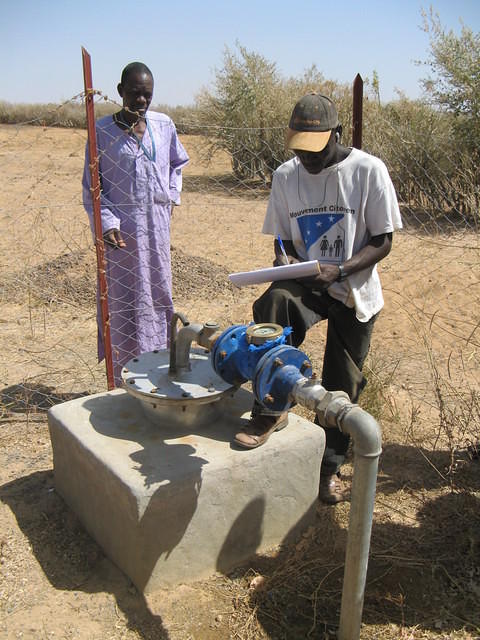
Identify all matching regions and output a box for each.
[273,254,300,267]
[297,233,393,289]
[298,262,339,289]
[273,238,300,266]
[103,228,126,249]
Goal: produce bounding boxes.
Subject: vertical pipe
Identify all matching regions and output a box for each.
[352,74,363,150]
[291,380,381,640]
[168,312,190,374]
[338,452,379,640]
[82,47,115,390]
[334,405,381,640]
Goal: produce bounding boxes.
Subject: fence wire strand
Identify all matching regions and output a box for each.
[0,93,478,454]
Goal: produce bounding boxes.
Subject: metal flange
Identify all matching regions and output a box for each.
[252,344,313,412]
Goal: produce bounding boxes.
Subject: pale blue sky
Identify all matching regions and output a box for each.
[1,0,479,106]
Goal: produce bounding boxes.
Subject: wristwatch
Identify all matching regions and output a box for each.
[336,264,348,282]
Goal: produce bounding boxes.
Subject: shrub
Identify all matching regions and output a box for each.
[195,43,352,184]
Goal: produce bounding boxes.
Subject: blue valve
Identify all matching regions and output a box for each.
[211,323,291,385]
[211,323,313,410]
[253,345,313,412]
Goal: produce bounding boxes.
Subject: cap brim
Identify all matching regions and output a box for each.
[286,128,331,152]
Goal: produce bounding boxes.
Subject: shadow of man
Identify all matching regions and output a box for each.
[0,469,170,639]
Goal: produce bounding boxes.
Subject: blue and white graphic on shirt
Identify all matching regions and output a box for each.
[296,212,345,261]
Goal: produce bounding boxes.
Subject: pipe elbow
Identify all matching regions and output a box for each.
[197,327,222,352]
[341,406,382,459]
[175,323,205,371]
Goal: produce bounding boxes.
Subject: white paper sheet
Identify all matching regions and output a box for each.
[228,260,320,287]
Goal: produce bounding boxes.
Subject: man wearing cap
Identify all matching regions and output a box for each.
[234,93,402,504]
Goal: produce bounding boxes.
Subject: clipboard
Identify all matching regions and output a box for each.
[229,260,320,287]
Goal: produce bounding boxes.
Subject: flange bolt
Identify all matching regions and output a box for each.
[300,360,312,374]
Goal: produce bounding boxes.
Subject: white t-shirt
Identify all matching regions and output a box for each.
[262,148,403,322]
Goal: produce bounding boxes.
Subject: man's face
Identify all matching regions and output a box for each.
[118,71,153,117]
[294,130,337,174]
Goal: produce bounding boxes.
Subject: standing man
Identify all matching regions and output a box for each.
[234,93,402,504]
[83,62,189,386]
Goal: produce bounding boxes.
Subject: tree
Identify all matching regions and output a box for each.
[195,44,351,183]
[418,8,480,156]
[195,44,291,183]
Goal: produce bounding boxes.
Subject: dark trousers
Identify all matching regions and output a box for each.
[253,280,378,476]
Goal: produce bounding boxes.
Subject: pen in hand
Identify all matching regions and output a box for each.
[277,235,289,264]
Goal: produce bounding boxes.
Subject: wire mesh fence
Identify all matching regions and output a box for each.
[0,90,478,459]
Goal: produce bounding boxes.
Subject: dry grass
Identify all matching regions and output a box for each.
[0,124,479,640]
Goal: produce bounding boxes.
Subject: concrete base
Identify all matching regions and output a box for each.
[48,388,325,593]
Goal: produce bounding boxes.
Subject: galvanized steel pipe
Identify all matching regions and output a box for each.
[292,378,382,640]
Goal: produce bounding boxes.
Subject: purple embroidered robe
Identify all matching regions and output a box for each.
[82,111,189,385]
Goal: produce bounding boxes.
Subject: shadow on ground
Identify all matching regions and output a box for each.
[1,436,479,639]
[0,470,170,640]
[214,442,480,639]
[0,382,88,414]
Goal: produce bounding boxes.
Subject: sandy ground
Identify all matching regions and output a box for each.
[0,124,479,639]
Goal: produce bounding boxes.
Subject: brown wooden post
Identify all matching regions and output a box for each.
[82,47,115,390]
[352,74,363,150]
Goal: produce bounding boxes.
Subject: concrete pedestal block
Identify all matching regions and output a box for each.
[48,388,325,593]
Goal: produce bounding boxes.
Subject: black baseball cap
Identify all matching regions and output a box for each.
[286,93,339,152]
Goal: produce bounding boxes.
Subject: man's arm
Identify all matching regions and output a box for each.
[82,142,122,245]
[299,232,393,288]
[168,122,189,205]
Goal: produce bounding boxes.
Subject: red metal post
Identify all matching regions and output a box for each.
[82,47,115,390]
[352,74,363,150]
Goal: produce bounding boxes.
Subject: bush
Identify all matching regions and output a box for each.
[195,44,352,184]
[154,103,200,134]
[193,36,478,224]
[0,99,197,132]
[0,99,116,128]
[362,96,479,225]
[419,8,480,159]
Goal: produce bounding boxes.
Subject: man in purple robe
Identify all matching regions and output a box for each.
[83,62,189,385]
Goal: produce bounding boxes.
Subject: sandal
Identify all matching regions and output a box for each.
[234,412,289,449]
